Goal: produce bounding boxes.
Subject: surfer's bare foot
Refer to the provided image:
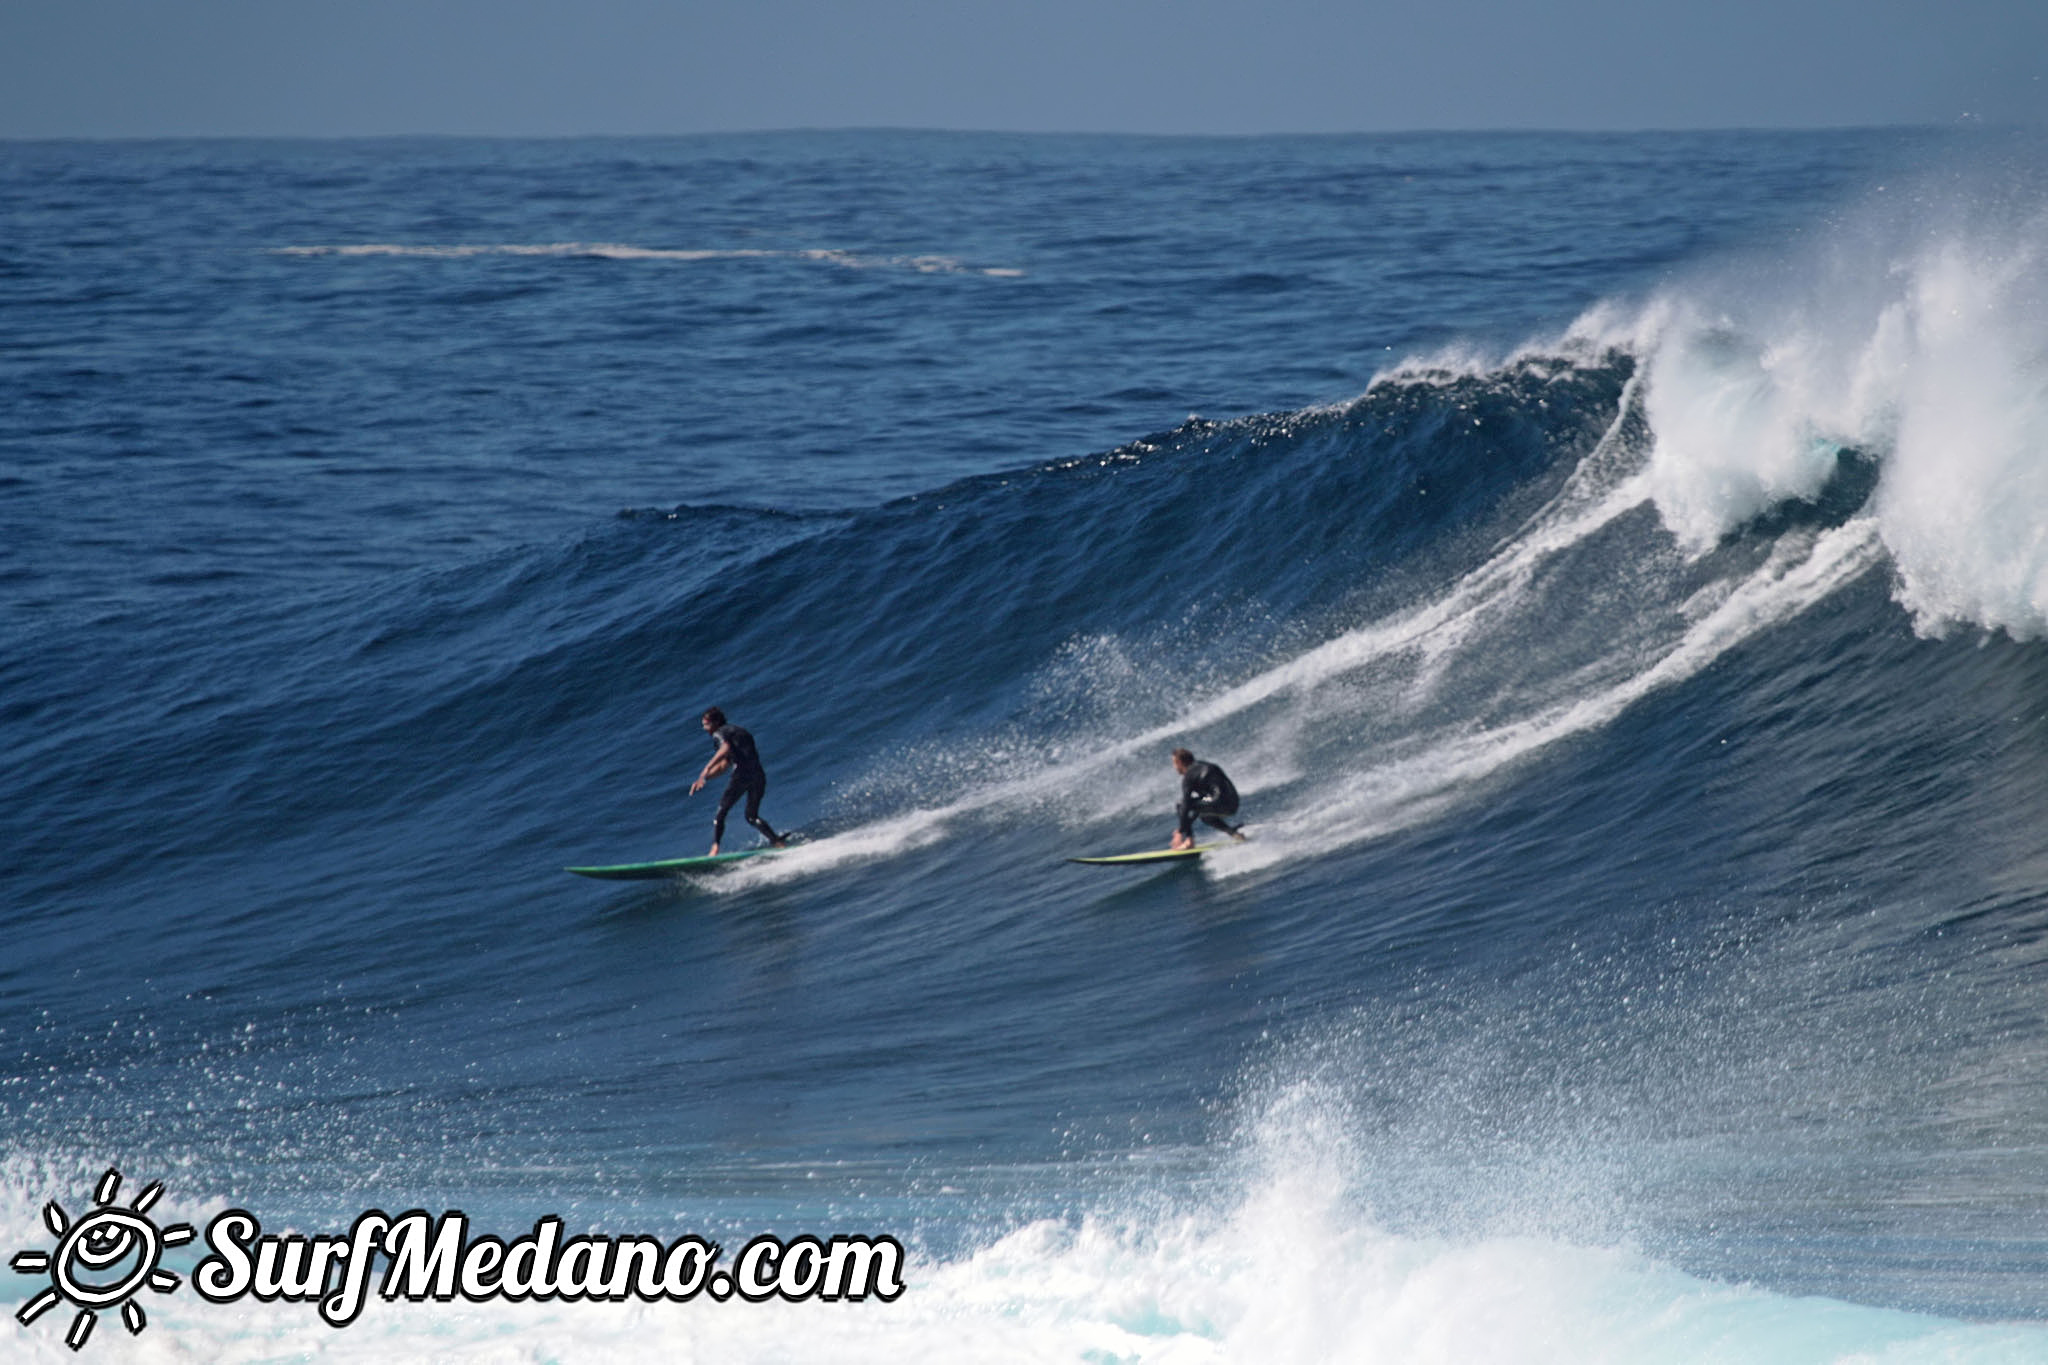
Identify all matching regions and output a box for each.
[771,836,788,848]
[708,843,721,857]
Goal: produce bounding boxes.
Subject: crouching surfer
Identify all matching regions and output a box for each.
[1170,747,1246,850]
[690,707,789,855]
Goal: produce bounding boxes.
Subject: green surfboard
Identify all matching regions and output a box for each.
[1066,845,1215,866]
[567,849,776,880]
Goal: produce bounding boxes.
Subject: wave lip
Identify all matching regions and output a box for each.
[1596,192,2048,639]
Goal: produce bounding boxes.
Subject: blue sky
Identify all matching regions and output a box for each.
[2,0,2043,137]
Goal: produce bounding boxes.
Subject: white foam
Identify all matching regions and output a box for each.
[5,1119,2036,1365]
[1877,238,2048,636]
[1639,301,1860,551]
[1215,519,1882,876]
[1617,188,2048,636]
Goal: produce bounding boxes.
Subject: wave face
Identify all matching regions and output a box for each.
[6,131,2048,1356]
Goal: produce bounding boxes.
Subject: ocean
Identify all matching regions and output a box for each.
[6,127,2048,1361]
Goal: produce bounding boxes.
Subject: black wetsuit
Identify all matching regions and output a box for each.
[710,723,781,847]
[1176,760,1241,840]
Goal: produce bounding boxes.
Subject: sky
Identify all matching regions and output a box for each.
[0,0,2044,138]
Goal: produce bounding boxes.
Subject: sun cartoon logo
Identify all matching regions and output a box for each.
[10,1168,195,1351]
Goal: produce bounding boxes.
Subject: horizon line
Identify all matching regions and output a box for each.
[0,121,1993,146]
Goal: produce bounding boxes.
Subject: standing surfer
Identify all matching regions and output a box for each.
[1170,748,1246,850]
[690,707,789,855]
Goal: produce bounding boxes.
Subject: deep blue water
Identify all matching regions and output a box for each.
[8,129,2048,1360]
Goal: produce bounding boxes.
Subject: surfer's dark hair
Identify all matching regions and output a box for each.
[1171,747,1194,765]
[702,707,726,727]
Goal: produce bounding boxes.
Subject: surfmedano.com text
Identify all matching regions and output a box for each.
[193,1209,906,1326]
